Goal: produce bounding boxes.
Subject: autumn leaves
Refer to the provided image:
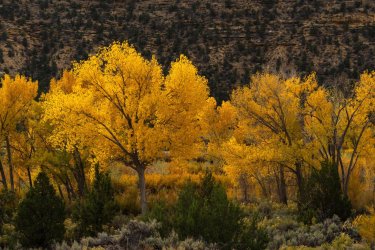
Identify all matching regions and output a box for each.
[0,42,374,214]
[42,43,214,213]
[0,75,38,191]
[213,72,375,204]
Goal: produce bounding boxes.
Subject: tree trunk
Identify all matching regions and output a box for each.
[65,182,72,201]
[18,176,23,192]
[27,166,32,188]
[295,162,303,194]
[64,176,76,201]
[65,180,72,201]
[137,167,147,214]
[239,173,249,203]
[57,184,64,200]
[343,177,350,197]
[279,165,288,205]
[0,159,8,190]
[254,176,269,198]
[5,136,14,191]
[73,147,86,197]
[260,182,269,198]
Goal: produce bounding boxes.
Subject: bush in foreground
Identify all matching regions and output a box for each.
[73,165,118,237]
[55,219,218,250]
[0,190,17,233]
[15,172,65,248]
[298,161,352,223]
[175,172,243,247]
[147,171,268,249]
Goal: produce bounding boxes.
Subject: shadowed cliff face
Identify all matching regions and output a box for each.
[0,0,374,100]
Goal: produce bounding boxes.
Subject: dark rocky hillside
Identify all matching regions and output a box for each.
[0,0,374,100]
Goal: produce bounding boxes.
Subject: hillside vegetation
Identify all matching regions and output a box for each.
[0,0,374,99]
[1,1,375,249]
[0,41,374,249]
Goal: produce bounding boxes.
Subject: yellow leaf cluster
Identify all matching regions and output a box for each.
[43,43,213,172]
[0,74,38,137]
[353,207,375,245]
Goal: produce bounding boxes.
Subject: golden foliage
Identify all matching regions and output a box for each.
[0,74,38,190]
[42,42,214,212]
[0,74,38,136]
[43,43,213,168]
[354,207,375,245]
[1,40,375,214]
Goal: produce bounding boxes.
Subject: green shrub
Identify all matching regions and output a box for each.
[72,165,118,237]
[174,172,243,248]
[0,223,19,249]
[0,190,18,249]
[144,200,174,237]
[63,218,78,242]
[233,215,269,250]
[147,171,269,249]
[298,161,352,223]
[15,171,65,248]
[0,190,17,232]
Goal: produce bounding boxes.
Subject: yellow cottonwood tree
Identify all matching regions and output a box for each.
[43,71,91,197]
[43,42,213,213]
[222,136,278,200]
[304,71,375,196]
[203,102,269,201]
[203,101,237,168]
[10,102,41,188]
[0,75,38,191]
[228,73,322,203]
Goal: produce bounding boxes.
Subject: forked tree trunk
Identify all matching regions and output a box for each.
[0,159,8,190]
[5,136,14,192]
[137,167,147,214]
